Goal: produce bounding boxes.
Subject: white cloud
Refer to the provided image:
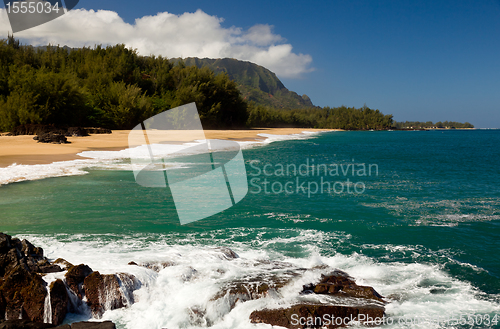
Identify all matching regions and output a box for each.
[0,8,313,78]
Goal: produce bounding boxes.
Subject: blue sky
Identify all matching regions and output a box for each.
[2,0,500,127]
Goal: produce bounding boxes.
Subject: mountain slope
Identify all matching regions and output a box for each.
[174,58,315,109]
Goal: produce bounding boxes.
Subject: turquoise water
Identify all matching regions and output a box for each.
[1,130,499,328]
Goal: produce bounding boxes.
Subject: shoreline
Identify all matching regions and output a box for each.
[0,128,338,168]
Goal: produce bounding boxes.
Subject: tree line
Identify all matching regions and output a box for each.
[4,36,472,132]
[0,36,248,131]
[247,105,394,129]
[393,121,474,129]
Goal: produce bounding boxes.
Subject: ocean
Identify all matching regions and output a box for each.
[1,130,499,328]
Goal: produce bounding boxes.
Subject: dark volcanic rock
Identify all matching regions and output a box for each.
[17,239,43,260]
[0,233,64,322]
[68,321,116,329]
[0,319,54,328]
[0,248,21,278]
[1,264,47,322]
[249,270,386,328]
[208,260,313,316]
[34,260,63,274]
[49,280,68,326]
[208,267,306,319]
[0,235,11,253]
[214,247,239,260]
[83,272,138,318]
[115,273,140,306]
[65,265,93,299]
[250,304,385,329]
[127,261,175,272]
[66,127,89,137]
[303,270,385,303]
[35,133,69,144]
[212,273,296,305]
[52,259,73,271]
[0,291,6,320]
[0,236,61,275]
[0,233,123,327]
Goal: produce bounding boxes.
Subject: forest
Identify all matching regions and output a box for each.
[1,36,468,132]
[393,121,474,129]
[246,105,394,129]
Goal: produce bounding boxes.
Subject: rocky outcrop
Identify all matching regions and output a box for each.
[211,271,300,311]
[1,233,386,329]
[214,247,239,260]
[0,233,65,324]
[58,321,116,329]
[65,265,92,299]
[250,304,385,329]
[8,124,111,144]
[52,259,73,271]
[83,272,139,318]
[0,319,55,328]
[49,280,68,326]
[0,291,6,319]
[34,133,69,144]
[1,264,47,322]
[302,270,385,302]
[115,273,140,306]
[65,127,89,137]
[127,261,175,272]
[0,233,135,326]
[0,236,61,276]
[249,270,386,329]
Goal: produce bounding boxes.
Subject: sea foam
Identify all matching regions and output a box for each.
[0,131,326,186]
[21,231,500,329]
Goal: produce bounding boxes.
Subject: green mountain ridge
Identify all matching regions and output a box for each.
[173,57,316,109]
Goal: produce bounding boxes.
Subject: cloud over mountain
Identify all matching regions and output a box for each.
[0,8,313,78]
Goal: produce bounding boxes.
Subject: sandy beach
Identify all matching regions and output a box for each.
[0,128,338,167]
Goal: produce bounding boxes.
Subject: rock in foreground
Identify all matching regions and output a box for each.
[0,233,64,323]
[302,270,385,302]
[250,304,385,329]
[0,233,137,326]
[250,270,386,329]
[1,232,387,329]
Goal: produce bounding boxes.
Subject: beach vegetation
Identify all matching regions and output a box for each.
[0,38,472,132]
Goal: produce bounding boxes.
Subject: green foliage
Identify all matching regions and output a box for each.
[393,121,474,129]
[177,58,315,109]
[246,104,394,130]
[0,38,475,133]
[0,63,90,130]
[99,81,153,129]
[0,39,248,131]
